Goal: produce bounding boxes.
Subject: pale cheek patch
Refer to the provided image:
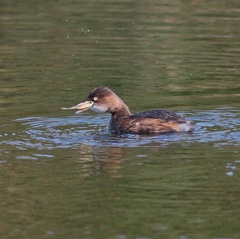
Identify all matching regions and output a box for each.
[91,104,108,113]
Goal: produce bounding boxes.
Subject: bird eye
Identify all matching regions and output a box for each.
[93,97,98,101]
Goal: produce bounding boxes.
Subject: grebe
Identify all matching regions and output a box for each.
[61,87,194,134]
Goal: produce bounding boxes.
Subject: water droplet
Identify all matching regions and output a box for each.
[137,154,147,158]
[226,171,234,176]
[47,231,54,235]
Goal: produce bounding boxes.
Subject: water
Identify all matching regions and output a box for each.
[1,0,240,238]
[1,107,240,151]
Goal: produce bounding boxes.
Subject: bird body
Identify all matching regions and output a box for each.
[62,87,194,134]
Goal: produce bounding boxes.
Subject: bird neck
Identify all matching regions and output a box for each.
[110,96,131,119]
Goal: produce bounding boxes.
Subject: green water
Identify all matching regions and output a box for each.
[1,0,240,239]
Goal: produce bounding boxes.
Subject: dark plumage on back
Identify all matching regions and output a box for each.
[131,110,187,122]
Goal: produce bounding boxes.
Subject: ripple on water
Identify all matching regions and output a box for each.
[0,108,240,152]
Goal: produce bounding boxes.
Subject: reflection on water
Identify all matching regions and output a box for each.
[1,122,240,238]
[1,110,240,239]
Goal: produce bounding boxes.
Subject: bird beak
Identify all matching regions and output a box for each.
[61,100,94,114]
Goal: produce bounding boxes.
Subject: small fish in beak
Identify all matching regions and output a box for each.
[61,100,94,114]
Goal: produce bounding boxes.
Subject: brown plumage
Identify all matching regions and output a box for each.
[61,87,195,134]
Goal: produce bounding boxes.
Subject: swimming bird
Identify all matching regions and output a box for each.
[61,86,194,134]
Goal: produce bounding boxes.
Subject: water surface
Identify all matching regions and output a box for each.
[1,0,240,239]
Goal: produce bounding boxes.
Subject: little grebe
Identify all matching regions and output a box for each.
[61,87,194,134]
